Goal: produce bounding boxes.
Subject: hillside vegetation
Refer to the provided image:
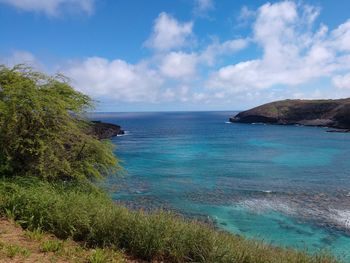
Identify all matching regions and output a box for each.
[0,178,339,263]
[0,218,130,263]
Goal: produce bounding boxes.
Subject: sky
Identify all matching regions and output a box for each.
[1,0,350,112]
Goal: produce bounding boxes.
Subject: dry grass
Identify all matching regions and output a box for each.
[0,219,132,263]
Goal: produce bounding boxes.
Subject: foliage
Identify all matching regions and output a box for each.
[40,240,63,253]
[0,243,31,259]
[88,248,111,263]
[0,65,118,181]
[24,228,45,241]
[0,177,339,263]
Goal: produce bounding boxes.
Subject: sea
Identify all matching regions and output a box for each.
[89,111,350,261]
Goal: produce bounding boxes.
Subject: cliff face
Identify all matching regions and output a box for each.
[90,121,125,139]
[230,98,350,129]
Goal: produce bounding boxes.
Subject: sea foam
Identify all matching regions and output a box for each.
[239,199,296,215]
[329,209,350,229]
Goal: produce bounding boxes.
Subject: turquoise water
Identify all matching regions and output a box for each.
[90,112,350,261]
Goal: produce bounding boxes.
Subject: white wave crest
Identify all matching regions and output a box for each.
[117,131,130,137]
[239,199,296,215]
[329,209,350,229]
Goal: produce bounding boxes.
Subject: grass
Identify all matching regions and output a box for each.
[0,177,340,263]
[24,228,45,241]
[40,240,63,253]
[0,218,127,262]
[0,242,31,259]
[88,248,125,263]
[89,249,110,263]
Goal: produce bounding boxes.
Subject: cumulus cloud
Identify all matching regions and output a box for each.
[61,54,222,104]
[207,1,350,95]
[62,57,164,102]
[61,30,249,103]
[331,20,350,52]
[237,6,256,25]
[200,38,249,65]
[333,73,350,89]
[0,0,94,16]
[145,12,193,51]
[4,2,350,108]
[159,52,198,79]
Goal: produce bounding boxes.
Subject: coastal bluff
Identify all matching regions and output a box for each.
[91,121,125,139]
[230,98,350,130]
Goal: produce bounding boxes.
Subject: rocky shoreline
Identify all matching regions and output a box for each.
[90,121,125,139]
[326,129,350,133]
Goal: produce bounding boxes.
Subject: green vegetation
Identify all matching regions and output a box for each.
[0,65,341,262]
[0,242,31,259]
[0,218,126,263]
[0,65,119,181]
[24,228,45,241]
[0,177,338,263]
[40,239,64,253]
[89,249,110,263]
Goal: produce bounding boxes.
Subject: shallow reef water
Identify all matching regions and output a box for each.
[90,111,350,261]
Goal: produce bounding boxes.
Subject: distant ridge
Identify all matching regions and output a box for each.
[230,98,350,130]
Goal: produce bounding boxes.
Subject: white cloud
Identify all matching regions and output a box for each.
[193,0,214,15]
[159,52,197,79]
[207,1,350,96]
[62,57,164,102]
[333,73,350,89]
[192,92,208,102]
[3,2,350,109]
[237,6,256,24]
[145,12,193,51]
[0,50,43,69]
[0,0,94,16]
[200,38,249,65]
[178,86,190,102]
[330,20,350,52]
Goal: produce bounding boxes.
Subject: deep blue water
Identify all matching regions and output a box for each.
[90,111,350,261]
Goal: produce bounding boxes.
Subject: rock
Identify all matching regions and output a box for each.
[230,98,350,130]
[90,121,125,139]
[326,129,350,133]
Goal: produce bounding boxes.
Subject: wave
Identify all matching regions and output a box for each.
[117,131,130,137]
[251,123,267,125]
[329,209,350,229]
[238,199,296,215]
[238,197,350,232]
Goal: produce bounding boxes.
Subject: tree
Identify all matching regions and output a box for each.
[0,65,119,181]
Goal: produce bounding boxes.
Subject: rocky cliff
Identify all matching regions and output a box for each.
[90,121,125,139]
[230,98,350,129]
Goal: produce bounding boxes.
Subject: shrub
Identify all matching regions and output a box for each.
[0,65,119,181]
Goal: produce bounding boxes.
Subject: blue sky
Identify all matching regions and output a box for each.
[1,0,350,111]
